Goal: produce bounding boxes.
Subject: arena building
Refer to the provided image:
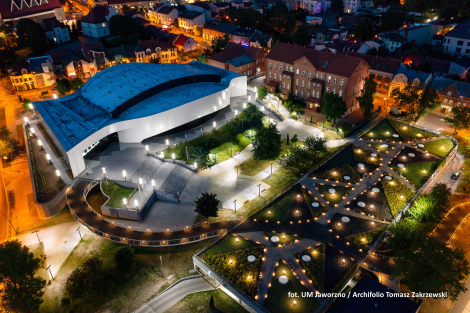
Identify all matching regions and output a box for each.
[33,62,247,177]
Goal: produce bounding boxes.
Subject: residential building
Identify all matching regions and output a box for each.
[344,0,358,13]
[449,55,470,79]
[171,34,197,52]
[81,6,118,38]
[250,31,272,48]
[300,0,321,14]
[125,44,146,63]
[389,67,433,96]
[7,63,38,91]
[265,42,369,115]
[202,23,238,43]
[403,54,451,77]
[209,2,230,13]
[82,42,108,73]
[349,52,401,96]
[443,21,470,56]
[0,0,65,27]
[383,24,440,46]
[27,56,56,88]
[105,46,129,65]
[208,42,266,79]
[431,34,444,46]
[378,33,405,53]
[107,0,159,10]
[356,39,385,54]
[149,5,178,27]
[430,78,470,114]
[311,27,347,45]
[61,50,89,78]
[140,39,177,63]
[42,17,70,44]
[232,27,256,46]
[187,2,212,21]
[178,10,205,33]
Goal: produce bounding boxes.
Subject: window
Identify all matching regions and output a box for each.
[287,83,290,89]
[444,98,448,104]
[301,91,304,98]
[320,74,324,80]
[269,72,272,79]
[316,73,319,79]
[280,64,283,71]
[283,82,286,89]
[307,82,311,90]
[274,63,277,70]
[302,70,305,77]
[295,90,298,96]
[308,71,312,79]
[376,75,383,81]
[296,69,300,75]
[332,88,336,94]
[326,87,329,92]
[307,93,310,98]
[102,23,105,27]
[274,73,277,80]
[456,48,462,53]
[447,91,452,96]
[269,62,272,69]
[296,79,299,86]
[301,80,304,87]
[333,77,337,85]
[450,100,453,105]
[304,60,306,65]
[384,77,391,82]
[327,76,331,84]
[457,40,464,46]
[316,91,320,97]
[339,90,342,97]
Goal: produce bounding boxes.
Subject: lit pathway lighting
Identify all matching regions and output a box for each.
[46,154,51,165]
[38,139,43,150]
[243,102,246,109]
[122,170,127,180]
[172,153,175,163]
[160,152,164,158]
[102,167,106,181]
[123,198,127,208]
[31,128,36,137]
[165,139,169,146]
[134,199,139,210]
[24,116,29,125]
[234,199,237,213]
[151,180,155,189]
[235,109,238,116]
[193,162,197,170]
[213,121,216,128]
[258,183,261,196]
[138,178,143,202]
[145,145,149,155]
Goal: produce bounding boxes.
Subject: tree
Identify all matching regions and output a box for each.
[291,8,310,21]
[121,4,131,12]
[65,257,109,301]
[57,78,72,95]
[382,7,407,32]
[257,86,268,100]
[194,192,219,218]
[292,24,310,46]
[0,140,13,159]
[392,236,469,301]
[70,77,84,91]
[279,145,312,173]
[0,25,18,50]
[389,218,427,252]
[304,135,327,157]
[356,76,376,120]
[330,0,344,14]
[197,54,207,63]
[0,240,46,313]
[211,34,230,54]
[391,84,421,119]
[114,246,134,272]
[417,87,440,118]
[0,126,12,142]
[280,14,297,33]
[149,56,160,64]
[321,92,347,125]
[108,15,141,37]
[252,123,282,161]
[445,105,470,134]
[354,18,375,41]
[15,19,49,55]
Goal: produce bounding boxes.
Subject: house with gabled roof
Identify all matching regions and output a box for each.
[42,17,70,44]
[0,0,65,26]
[81,5,117,38]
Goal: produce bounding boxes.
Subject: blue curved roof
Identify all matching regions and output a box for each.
[34,62,241,151]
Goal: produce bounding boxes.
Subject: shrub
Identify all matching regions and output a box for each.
[114,246,134,271]
[296,245,325,292]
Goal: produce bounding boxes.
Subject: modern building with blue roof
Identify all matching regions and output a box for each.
[33,61,246,176]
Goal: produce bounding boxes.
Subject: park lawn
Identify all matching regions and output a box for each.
[263,260,320,313]
[165,289,246,313]
[236,139,294,177]
[345,228,385,251]
[202,234,259,256]
[157,116,253,166]
[263,231,302,246]
[382,175,415,217]
[392,162,441,188]
[353,144,381,166]
[388,119,436,141]
[316,184,351,206]
[39,234,216,313]
[422,139,454,158]
[295,244,325,293]
[251,186,297,221]
[442,130,467,155]
[364,119,401,140]
[313,164,361,184]
[371,143,395,153]
[101,181,135,208]
[30,243,49,282]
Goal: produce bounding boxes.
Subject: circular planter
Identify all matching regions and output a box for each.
[372,187,380,193]
[384,175,392,181]
[392,134,399,138]
[328,188,336,194]
[343,176,351,181]
[358,163,365,168]
[381,144,389,148]
[279,276,289,285]
[302,255,312,262]
[312,202,320,208]
[341,216,350,223]
[418,144,424,148]
[397,164,405,168]
[270,236,280,243]
[358,202,365,207]
[247,255,256,263]
[371,153,377,157]
[408,153,415,157]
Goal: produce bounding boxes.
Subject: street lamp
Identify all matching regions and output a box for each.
[194,162,197,169]
[24,116,29,125]
[134,199,139,209]
[233,199,237,213]
[160,152,164,158]
[53,93,57,99]
[46,154,51,165]
[123,198,127,208]
[213,121,216,128]
[31,128,36,137]
[122,170,126,180]
[38,140,43,150]
[165,139,169,146]
[235,109,238,116]
[258,183,261,196]
[151,179,155,189]
[172,153,175,163]
[145,145,149,155]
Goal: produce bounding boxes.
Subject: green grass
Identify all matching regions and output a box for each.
[313,164,361,184]
[388,119,436,141]
[301,186,327,217]
[101,181,135,208]
[295,244,325,292]
[236,139,295,176]
[317,184,351,206]
[201,246,264,298]
[382,175,415,217]
[364,119,400,140]
[441,131,467,155]
[371,143,395,153]
[251,186,297,221]
[157,115,253,166]
[422,139,454,158]
[263,260,320,313]
[353,144,381,166]
[345,228,384,251]
[392,162,441,188]
[202,234,259,256]
[263,231,302,246]
[166,289,246,313]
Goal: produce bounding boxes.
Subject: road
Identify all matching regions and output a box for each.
[134,277,215,313]
[0,166,8,241]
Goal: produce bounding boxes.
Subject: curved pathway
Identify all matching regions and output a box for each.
[431,202,470,245]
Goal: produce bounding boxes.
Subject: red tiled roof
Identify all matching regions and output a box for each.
[347,52,401,75]
[209,42,262,63]
[0,0,61,20]
[267,42,367,77]
[174,35,191,47]
[267,80,279,88]
[82,42,105,62]
[81,6,110,24]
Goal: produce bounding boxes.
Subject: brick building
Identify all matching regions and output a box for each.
[265,42,369,115]
[430,78,470,114]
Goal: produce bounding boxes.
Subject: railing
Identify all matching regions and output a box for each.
[360,262,382,283]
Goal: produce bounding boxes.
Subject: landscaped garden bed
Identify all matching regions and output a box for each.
[364,119,402,141]
[312,145,378,183]
[295,244,325,292]
[316,184,351,206]
[201,235,259,256]
[101,181,136,208]
[329,213,387,239]
[251,184,315,222]
[263,260,320,313]
[422,139,454,158]
[324,245,356,293]
[263,231,302,246]
[371,143,395,153]
[201,245,264,298]
[392,146,442,165]
[345,227,385,251]
[301,185,327,217]
[388,119,436,141]
[381,174,415,217]
[350,182,393,219]
[392,161,441,188]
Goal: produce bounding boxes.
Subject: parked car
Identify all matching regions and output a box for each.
[451,172,460,180]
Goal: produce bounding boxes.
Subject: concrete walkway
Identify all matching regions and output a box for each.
[11,222,92,278]
[432,203,470,245]
[135,277,215,313]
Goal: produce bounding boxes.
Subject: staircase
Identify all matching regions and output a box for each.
[360,263,400,292]
[130,157,163,183]
[159,165,193,198]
